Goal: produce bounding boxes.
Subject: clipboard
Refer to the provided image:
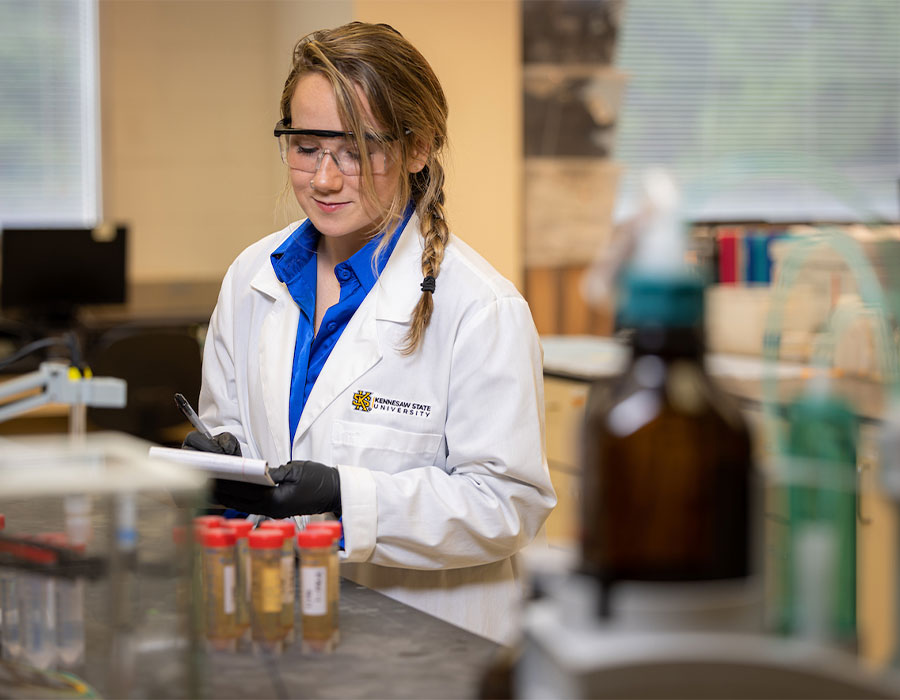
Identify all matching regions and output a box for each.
[148,446,275,486]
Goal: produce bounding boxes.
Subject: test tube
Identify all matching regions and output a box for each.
[191,516,222,636]
[42,532,85,670]
[202,528,238,652]
[248,529,286,655]
[303,521,342,645]
[0,514,18,662]
[258,520,297,644]
[222,519,253,642]
[296,529,336,653]
[21,535,57,671]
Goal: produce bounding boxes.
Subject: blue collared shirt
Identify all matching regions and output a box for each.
[270,206,412,449]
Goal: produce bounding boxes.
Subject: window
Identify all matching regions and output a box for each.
[614,0,900,223]
[0,0,101,227]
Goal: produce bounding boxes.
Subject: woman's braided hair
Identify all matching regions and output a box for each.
[280,22,449,354]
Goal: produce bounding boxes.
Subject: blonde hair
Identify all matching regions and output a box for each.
[281,22,449,354]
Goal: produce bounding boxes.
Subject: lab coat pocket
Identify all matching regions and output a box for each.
[331,419,443,473]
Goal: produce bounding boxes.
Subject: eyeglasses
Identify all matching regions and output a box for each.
[274,120,390,176]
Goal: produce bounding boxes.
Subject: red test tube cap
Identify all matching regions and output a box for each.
[203,528,236,548]
[223,519,254,539]
[248,529,284,550]
[296,530,333,549]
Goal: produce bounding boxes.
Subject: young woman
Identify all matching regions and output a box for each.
[185,21,555,644]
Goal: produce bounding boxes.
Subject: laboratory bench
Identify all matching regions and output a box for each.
[0,481,499,699]
[206,577,498,700]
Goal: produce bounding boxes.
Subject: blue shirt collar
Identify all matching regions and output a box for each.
[270,202,415,292]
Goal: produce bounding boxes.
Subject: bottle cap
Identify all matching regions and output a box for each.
[620,270,705,328]
[304,521,342,542]
[223,518,254,539]
[203,528,236,548]
[249,529,285,550]
[259,519,296,540]
[296,530,334,549]
[618,168,705,329]
[194,515,225,529]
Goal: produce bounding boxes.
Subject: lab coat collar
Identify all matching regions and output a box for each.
[250,225,298,300]
[248,211,424,312]
[373,210,426,324]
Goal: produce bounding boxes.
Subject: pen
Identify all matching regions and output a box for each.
[174,393,214,440]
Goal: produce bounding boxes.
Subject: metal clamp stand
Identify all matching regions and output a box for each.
[0,361,126,426]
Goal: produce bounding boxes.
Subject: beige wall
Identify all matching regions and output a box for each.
[101,0,522,288]
[354,0,523,287]
[100,0,352,283]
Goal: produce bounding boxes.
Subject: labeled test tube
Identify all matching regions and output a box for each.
[202,528,238,652]
[258,520,296,644]
[296,529,336,654]
[304,521,342,645]
[192,516,223,636]
[222,519,253,641]
[248,529,286,655]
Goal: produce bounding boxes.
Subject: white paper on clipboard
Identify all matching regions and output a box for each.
[148,446,275,486]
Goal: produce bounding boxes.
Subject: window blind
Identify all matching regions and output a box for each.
[0,0,100,227]
[613,0,900,223]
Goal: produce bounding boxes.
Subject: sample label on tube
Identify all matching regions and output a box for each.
[301,566,327,616]
[224,565,235,615]
[261,569,281,613]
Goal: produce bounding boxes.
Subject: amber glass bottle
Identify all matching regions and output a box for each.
[580,259,755,614]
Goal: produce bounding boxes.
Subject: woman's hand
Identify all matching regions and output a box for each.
[212,461,342,519]
[182,430,242,456]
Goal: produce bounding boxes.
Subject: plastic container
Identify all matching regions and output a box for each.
[304,521,342,645]
[259,520,296,643]
[296,529,336,653]
[222,519,253,640]
[202,528,238,652]
[248,529,286,655]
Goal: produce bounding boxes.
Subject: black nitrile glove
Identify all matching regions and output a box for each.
[182,430,242,457]
[212,460,341,519]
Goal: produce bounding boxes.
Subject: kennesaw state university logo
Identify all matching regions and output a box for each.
[352,390,373,412]
[351,389,432,418]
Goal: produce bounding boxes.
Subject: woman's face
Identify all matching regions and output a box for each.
[288,73,402,249]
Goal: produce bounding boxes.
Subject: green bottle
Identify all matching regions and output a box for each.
[780,380,857,647]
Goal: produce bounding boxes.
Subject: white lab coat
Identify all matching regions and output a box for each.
[198,213,556,644]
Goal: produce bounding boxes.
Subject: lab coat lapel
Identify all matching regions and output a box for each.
[251,264,297,466]
[293,215,425,442]
[294,294,381,443]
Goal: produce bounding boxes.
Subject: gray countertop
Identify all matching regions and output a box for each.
[207,577,499,699]
[206,579,500,699]
[0,485,498,700]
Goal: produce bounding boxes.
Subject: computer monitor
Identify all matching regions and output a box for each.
[0,224,127,327]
